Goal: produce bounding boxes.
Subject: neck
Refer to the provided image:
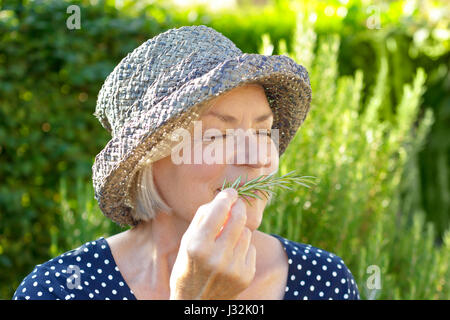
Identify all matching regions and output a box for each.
[131,211,189,255]
[120,211,191,296]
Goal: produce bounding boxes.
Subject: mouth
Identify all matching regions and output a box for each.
[215,188,262,203]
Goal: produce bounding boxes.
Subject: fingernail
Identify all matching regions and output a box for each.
[223,187,238,198]
[231,198,244,212]
[235,198,245,207]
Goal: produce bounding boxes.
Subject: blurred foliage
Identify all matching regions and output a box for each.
[0,0,448,299]
[260,12,449,299]
[287,0,450,240]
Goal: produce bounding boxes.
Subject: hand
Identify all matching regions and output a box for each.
[169,188,257,300]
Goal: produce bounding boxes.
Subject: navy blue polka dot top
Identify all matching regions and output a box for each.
[12,234,360,300]
[270,234,360,300]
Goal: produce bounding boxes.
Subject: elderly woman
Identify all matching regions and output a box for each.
[13,25,359,300]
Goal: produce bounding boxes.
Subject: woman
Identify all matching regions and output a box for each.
[13,25,360,300]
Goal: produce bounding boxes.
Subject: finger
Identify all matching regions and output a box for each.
[197,188,238,239]
[233,227,252,260]
[244,244,257,279]
[215,198,246,248]
[191,187,237,227]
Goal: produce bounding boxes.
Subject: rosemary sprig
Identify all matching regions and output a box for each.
[220,170,318,206]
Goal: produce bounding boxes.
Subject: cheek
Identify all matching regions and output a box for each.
[170,163,224,214]
[152,158,180,202]
[186,163,220,179]
[176,162,223,192]
[267,139,280,172]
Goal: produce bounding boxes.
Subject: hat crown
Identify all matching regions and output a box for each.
[94,25,243,137]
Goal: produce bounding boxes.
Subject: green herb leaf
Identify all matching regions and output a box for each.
[220,170,318,206]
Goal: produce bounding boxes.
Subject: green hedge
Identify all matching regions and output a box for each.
[0,0,168,299]
[1,0,448,299]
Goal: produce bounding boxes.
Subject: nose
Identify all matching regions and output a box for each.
[232,132,274,168]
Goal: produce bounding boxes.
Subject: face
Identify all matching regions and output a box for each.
[152,84,279,231]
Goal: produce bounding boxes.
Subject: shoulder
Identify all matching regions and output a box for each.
[270,233,360,300]
[12,238,120,300]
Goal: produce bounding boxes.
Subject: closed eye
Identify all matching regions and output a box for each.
[203,130,272,142]
[257,129,272,137]
[203,134,231,142]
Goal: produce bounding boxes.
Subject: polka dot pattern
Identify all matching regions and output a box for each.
[270,234,360,300]
[12,238,136,300]
[12,234,360,300]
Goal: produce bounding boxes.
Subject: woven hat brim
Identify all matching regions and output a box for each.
[92,53,312,226]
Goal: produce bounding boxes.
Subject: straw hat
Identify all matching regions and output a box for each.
[92,25,312,226]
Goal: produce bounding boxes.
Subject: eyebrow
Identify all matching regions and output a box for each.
[204,111,273,123]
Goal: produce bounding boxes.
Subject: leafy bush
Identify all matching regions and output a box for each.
[260,13,449,299]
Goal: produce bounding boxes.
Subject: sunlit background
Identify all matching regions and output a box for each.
[0,0,449,300]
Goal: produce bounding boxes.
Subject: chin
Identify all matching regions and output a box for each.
[247,218,263,232]
[245,202,265,231]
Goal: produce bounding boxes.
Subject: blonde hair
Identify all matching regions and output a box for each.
[132,163,173,223]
